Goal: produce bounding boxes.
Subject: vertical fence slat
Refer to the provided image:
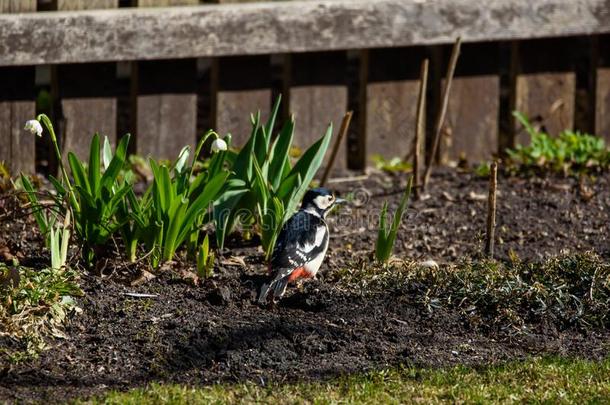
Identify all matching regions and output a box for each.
[441,43,499,164]
[365,48,424,165]
[134,59,197,159]
[138,0,197,6]
[135,0,198,160]
[213,56,271,147]
[57,0,117,9]
[595,35,610,142]
[0,1,36,174]
[288,52,348,169]
[514,39,576,144]
[0,0,36,12]
[55,1,118,160]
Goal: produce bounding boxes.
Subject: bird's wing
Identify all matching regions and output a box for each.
[271,211,326,271]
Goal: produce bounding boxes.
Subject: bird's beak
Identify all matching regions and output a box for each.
[334,197,347,205]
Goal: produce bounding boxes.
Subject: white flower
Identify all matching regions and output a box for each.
[24,119,43,137]
[211,138,227,153]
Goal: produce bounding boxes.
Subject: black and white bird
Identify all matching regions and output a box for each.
[258,188,345,304]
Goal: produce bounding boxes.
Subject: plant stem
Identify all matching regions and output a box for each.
[320,111,353,187]
[485,161,498,258]
[413,58,429,200]
[423,37,462,191]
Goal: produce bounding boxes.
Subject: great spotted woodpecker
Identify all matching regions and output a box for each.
[258,188,345,304]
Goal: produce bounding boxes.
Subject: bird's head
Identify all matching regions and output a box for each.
[301,188,346,217]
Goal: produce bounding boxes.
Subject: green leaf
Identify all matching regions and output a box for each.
[163,198,188,261]
[88,133,101,194]
[100,134,130,190]
[268,118,295,191]
[264,95,282,147]
[68,152,90,194]
[176,171,229,248]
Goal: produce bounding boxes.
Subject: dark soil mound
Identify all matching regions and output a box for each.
[1,169,609,403]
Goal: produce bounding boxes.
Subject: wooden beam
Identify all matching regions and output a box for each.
[288,52,348,169]
[213,56,271,147]
[0,0,36,12]
[54,1,118,161]
[133,59,197,159]
[0,1,36,174]
[57,0,117,10]
[1,0,610,66]
[514,38,576,144]
[365,47,424,164]
[441,43,499,164]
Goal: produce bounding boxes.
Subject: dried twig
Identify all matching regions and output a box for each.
[413,58,429,200]
[485,161,498,258]
[320,111,353,187]
[122,292,158,298]
[423,37,462,190]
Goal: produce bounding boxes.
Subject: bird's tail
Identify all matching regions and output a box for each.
[258,273,289,305]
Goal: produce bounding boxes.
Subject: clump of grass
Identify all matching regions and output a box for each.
[371,154,413,173]
[375,177,413,263]
[0,262,82,362]
[340,252,610,333]
[508,111,610,174]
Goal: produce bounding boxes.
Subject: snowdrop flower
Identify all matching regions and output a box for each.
[211,138,227,153]
[24,119,43,137]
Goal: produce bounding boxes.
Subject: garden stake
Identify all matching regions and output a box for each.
[413,58,429,200]
[485,161,498,258]
[423,37,462,191]
[320,111,353,187]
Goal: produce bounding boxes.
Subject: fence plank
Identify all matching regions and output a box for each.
[3,0,610,67]
[213,56,271,147]
[596,68,610,142]
[514,39,576,145]
[441,43,499,164]
[365,48,424,164]
[133,59,197,159]
[134,0,198,160]
[56,63,118,160]
[57,0,117,9]
[288,52,347,168]
[55,1,118,161]
[0,1,36,174]
[138,0,197,6]
[0,0,36,12]
[595,35,610,142]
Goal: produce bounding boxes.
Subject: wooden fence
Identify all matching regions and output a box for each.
[1,0,610,175]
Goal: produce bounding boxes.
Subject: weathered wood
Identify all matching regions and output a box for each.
[365,47,424,163]
[514,38,576,144]
[288,52,347,168]
[213,56,271,147]
[595,35,610,142]
[55,63,118,160]
[54,0,118,161]
[2,0,610,66]
[442,43,499,164]
[595,67,610,142]
[133,59,197,159]
[57,0,117,9]
[138,0,197,6]
[0,1,36,174]
[0,0,36,12]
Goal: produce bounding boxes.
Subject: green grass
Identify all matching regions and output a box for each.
[87,357,610,404]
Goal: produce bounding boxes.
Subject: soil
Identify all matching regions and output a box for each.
[1,168,609,403]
